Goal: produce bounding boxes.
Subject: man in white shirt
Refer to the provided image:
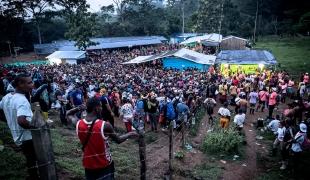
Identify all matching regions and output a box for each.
[218,102,231,128]
[267,116,280,134]
[234,109,245,131]
[0,73,39,179]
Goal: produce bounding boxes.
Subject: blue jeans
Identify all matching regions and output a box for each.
[85,162,115,180]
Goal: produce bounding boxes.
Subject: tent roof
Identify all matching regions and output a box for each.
[173,48,216,64]
[222,35,248,42]
[46,51,86,59]
[122,55,153,64]
[180,33,222,45]
[122,48,216,65]
[34,36,166,54]
[216,50,277,65]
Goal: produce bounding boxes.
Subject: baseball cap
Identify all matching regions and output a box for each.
[300,123,307,133]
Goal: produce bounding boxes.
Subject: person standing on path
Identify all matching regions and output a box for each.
[268,88,278,118]
[67,98,138,180]
[203,96,217,127]
[218,102,231,128]
[248,89,258,115]
[0,73,39,180]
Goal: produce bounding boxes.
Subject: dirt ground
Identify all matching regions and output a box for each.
[47,101,288,180]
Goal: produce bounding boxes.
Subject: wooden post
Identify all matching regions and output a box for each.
[181,123,185,148]
[31,104,57,180]
[138,134,146,180]
[168,121,173,180]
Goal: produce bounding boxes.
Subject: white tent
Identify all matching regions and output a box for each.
[46,51,86,65]
[173,48,216,65]
[122,55,152,64]
[180,33,223,45]
[122,48,216,65]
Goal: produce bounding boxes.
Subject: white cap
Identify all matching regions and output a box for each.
[300,123,307,133]
[272,87,277,92]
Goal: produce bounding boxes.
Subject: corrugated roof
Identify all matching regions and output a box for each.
[180,33,222,45]
[34,36,167,55]
[216,50,277,65]
[46,51,86,59]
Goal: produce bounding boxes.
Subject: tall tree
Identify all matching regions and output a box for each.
[3,0,54,44]
[56,0,98,50]
[192,0,222,33]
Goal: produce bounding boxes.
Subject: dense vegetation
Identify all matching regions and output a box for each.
[0,0,309,54]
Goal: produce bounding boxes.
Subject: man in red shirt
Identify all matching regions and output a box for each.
[268,88,278,118]
[67,98,138,180]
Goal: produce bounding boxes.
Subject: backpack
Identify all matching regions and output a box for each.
[205,99,214,114]
[295,133,310,151]
[173,97,180,109]
[166,102,176,120]
[136,99,144,111]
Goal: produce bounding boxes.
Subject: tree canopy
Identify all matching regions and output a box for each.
[0,0,309,55]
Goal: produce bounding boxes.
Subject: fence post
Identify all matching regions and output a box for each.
[168,121,173,180]
[31,104,57,180]
[138,133,146,180]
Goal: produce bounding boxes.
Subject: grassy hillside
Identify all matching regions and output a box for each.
[255,37,310,78]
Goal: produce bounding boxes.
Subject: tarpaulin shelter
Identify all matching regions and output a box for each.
[180,33,222,45]
[123,48,216,71]
[216,50,277,74]
[46,51,86,65]
[34,36,167,55]
[4,60,48,67]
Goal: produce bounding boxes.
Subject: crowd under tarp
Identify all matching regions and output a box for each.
[216,50,277,65]
[34,36,167,55]
[180,33,223,45]
[216,50,277,74]
[46,51,86,65]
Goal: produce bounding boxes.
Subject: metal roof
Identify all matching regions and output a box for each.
[34,36,167,55]
[46,51,86,59]
[216,50,277,65]
[180,33,222,45]
[122,48,216,65]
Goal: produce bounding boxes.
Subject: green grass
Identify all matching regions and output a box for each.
[255,36,310,78]
[175,162,223,180]
[51,129,140,179]
[0,122,27,180]
[189,108,206,136]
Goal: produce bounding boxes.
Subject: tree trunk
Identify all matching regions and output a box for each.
[36,23,42,44]
[253,0,259,44]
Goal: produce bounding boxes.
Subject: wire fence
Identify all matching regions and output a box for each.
[0,108,206,180]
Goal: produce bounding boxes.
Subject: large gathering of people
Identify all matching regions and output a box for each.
[0,44,310,179]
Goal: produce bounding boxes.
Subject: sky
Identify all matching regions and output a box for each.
[87,0,115,12]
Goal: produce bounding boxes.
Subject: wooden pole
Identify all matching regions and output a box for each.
[169,121,173,180]
[31,104,57,180]
[31,126,57,180]
[138,134,146,180]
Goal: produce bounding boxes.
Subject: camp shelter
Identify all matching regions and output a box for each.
[46,51,86,65]
[170,33,198,44]
[216,50,277,75]
[180,33,222,45]
[220,36,248,50]
[163,48,216,71]
[34,36,167,55]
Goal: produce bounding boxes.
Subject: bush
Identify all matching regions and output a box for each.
[202,128,243,154]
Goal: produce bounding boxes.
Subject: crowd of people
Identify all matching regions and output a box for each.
[0,44,310,179]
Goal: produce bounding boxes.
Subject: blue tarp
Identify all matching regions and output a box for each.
[34,36,167,55]
[216,50,277,65]
[163,57,210,72]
